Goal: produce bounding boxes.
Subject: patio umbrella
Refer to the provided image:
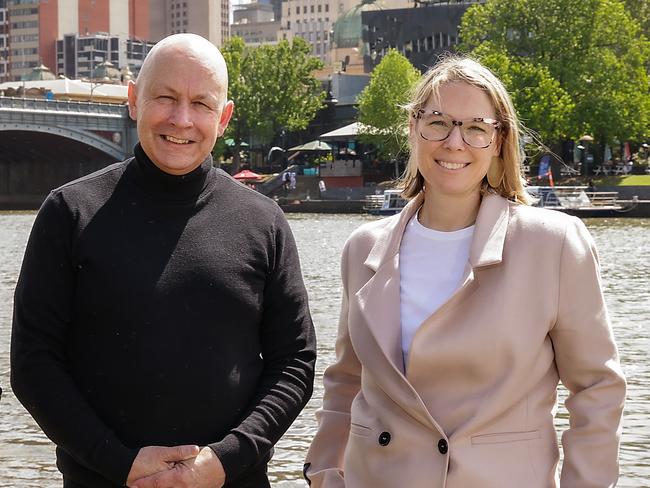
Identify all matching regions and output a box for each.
[288,140,333,151]
[224,138,249,147]
[232,169,262,181]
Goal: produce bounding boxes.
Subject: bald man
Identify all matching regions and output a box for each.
[11,34,316,488]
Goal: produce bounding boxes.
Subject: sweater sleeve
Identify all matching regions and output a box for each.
[550,217,626,487]
[10,191,139,486]
[209,207,316,484]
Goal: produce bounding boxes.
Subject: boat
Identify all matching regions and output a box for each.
[526,186,638,217]
[364,189,407,215]
[365,186,640,218]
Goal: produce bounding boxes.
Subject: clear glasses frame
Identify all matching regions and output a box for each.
[414,109,501,149]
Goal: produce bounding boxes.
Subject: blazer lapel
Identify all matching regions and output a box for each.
[352,195,446,430]
[469,193,510,269]
[355,194,422,371]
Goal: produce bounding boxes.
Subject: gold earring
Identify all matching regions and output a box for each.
[487,157,504,188]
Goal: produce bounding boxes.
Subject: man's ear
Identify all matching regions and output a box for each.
[127,81,138,121]
[217,100,234,137]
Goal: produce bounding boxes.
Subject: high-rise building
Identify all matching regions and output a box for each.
[163,0,230,45]
[230,2,279,47]
[3,0,231,82]
[278,0,407,66]
[0,0,8,81]
[56,33,155,80]
[6,0,101,81]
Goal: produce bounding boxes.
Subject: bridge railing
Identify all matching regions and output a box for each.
[0,96,128,117]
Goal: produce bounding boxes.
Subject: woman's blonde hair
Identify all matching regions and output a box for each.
[399,55,530,204]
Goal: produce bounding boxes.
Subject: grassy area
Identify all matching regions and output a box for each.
[559,175,650,186]
[592,175,650,186]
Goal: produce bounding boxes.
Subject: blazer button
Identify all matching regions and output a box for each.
[378,431,391,446]
[438,439,448,454]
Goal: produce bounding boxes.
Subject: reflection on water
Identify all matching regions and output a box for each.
[0,213,648,487]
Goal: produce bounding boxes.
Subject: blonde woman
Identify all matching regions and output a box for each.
[304,57,625,487]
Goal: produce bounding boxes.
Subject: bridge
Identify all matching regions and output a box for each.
[1,97,138,209]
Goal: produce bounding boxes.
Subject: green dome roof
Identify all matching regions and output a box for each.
[91,60,121,82]
[332,0,383,49]
[26,64,56,81]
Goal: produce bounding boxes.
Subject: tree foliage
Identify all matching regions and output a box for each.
[219,37,325,171]
[622,0,650,38]
[357,49,421,161]
[459,0,650,148]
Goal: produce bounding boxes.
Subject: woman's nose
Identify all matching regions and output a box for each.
[443,125,465,150]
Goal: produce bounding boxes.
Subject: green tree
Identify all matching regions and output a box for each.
[471,44,574,144]
[218,37,325,172]
[357,49,421,162]
[622,0,650,38]
[460,0,650,153]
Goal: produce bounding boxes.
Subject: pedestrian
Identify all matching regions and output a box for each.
[304,56,625,487]
[11,33,316,488]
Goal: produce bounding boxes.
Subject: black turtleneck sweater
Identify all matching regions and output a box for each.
[11,145,316,487]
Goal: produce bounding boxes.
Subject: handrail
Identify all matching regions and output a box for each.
[0,96,128,116]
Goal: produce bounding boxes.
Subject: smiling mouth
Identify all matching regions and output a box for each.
[162,135,192,144]
[436,160,469,170]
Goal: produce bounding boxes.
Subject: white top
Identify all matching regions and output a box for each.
[399,211,474,368]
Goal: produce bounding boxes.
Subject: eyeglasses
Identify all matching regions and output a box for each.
[414,109,501,149]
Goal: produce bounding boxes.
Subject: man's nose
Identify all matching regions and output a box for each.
[443,125,465,150]
[169,103,193,128]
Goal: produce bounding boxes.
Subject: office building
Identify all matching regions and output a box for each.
[230,2,279,46]
[362,0,485,72]
[56,32,155,80]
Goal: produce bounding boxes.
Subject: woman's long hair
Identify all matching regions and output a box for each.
[399,55,531,205]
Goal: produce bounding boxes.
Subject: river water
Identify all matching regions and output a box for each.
[0,213,648,487]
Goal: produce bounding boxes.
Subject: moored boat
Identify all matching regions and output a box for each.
[526,186,638,217]
[363,189,407,215]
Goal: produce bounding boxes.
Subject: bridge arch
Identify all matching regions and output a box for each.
[0,123,126,160]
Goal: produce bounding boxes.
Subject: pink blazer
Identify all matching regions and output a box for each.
[305,193,625,488]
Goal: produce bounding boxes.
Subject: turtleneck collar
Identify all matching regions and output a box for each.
[129,143,215,203]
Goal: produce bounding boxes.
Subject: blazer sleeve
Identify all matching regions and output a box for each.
[550,217,626,487]
[304,238,363,487]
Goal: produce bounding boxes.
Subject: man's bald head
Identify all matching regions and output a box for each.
[127,33,234,175]
[136,33,228,102]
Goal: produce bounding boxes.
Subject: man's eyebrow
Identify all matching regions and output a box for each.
[152,85,219,103]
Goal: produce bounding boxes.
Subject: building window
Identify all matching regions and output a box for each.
[287,7,290,15]
[303,6,307,13]
[325,4,329,12]
[310,5,314,12]
[287,21,290,29]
